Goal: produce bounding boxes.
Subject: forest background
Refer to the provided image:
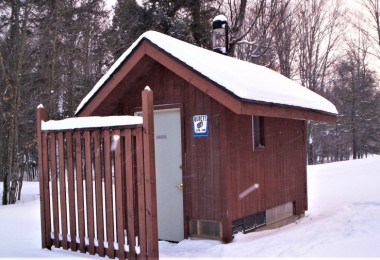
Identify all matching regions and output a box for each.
[1,0,380,205]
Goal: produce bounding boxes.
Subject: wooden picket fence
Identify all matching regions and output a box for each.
[36,89,158,259]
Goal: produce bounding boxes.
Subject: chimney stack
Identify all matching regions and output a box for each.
[212,15,229,55]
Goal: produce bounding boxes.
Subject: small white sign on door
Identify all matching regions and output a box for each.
[193,115,208,137]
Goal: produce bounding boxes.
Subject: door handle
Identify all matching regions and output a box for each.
[176,183,183,190]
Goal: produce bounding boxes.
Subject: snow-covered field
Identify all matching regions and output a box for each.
[0,155,379,259]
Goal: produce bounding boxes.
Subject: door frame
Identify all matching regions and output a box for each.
[133,103,188,240]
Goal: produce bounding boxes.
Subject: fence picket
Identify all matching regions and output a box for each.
[84,131,95,255]
[37,89,158,259]
[135,127,147,259]
[123,129,136,259]
[49,133,60,248]
[112,129,125,260]
[74,131,86,253]
[42,132,52,248]
[57,132,68,249]
[65,132,77,251]
[103,130,115,259]
[92,130,105,257]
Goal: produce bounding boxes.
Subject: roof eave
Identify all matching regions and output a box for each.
[240,99,337,122]
[77,36,337,123]
[144,39,337,122]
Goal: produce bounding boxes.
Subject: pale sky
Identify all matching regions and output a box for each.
[104,0,116,10]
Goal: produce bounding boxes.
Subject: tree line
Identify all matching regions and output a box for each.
[1,0,379,204]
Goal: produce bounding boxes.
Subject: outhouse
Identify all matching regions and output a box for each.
[75,31,337,243]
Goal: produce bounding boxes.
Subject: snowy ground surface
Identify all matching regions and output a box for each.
[0,155,379,259]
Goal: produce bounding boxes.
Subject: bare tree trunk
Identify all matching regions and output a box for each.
[295,0,343,164]
[2,0,30,204]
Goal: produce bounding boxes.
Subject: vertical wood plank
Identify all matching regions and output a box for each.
[203,95,213,220]
[65,132,77,251]
[36,107,48,249]
[195,88,206,219]
[142,88,159,259]
[122,129,136,258]
[42,132,52,248]
[184,83,195,222]
[135,127,147,259]
[57,132,68,249]
[49,132,60,248]
[219,110,233,243]
[92,130,105,256]
[113,129,126,260]
[103,130,115,258]
[74,131,86,253]
[84,131,95,255]
[211,102,222,221]
[188,85,199,219]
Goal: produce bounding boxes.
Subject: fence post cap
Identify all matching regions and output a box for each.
[37,104,44,109]
[144,86,151,91]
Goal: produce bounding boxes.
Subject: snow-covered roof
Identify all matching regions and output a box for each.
[76,31,337,116]
[42,115,142,131]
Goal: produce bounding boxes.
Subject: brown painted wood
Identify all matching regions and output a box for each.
[144,41,337,123]
[38,116,155,258]
[122,129,136,258]
[78,45,147,116]
[49,38,323,248]
[135,127,147,259]
[142,89,159,259]
[113,129,126,260]
[187,84,198,219]
[78,39,336,123]
[203,94,213,220]
[36,107,48,248]
[57,132,68,249]
[211,101,222,221]
[84,131,95,255]
[219,109,233,243]
[42,132,52,248]
[49,132,60,248]
[241,102,336,123]
[106,61,313,240]
[197,93,207,220]
[102,130,115,258]
[144,42,243,116]
[64,131,77,252]
[74,131,86,253]
[91,130,105,256]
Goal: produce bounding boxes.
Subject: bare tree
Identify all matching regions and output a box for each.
[294,0,344,164]
[1,0,31,204]
[224,0,290,67]
[331,36,380,160]
[360,0,380,56]
[1,0,110,204]
[272,1,299,78]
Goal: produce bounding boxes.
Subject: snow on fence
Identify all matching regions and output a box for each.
[36,89,158,259]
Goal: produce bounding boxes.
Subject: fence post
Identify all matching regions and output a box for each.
[36,105,48,249]
[142,87,159,259]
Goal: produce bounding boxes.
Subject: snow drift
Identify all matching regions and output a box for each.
[0,155,379,258]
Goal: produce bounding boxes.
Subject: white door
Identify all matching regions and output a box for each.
[152,109,184,242]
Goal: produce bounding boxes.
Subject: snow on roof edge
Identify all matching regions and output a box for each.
[144,37,338,117]
[75,30,338,116]
[75,34,148,115]
[42,115,143,131]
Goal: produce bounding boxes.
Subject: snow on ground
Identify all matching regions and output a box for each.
[0,155,379,259]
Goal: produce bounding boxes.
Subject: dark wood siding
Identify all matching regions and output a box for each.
[118,62,225,229]
[97,60,308,239]
[221,112,307,221]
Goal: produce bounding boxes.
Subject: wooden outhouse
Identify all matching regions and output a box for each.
[75,31,337,243]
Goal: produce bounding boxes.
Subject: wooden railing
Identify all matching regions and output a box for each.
[36,89,158,259]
